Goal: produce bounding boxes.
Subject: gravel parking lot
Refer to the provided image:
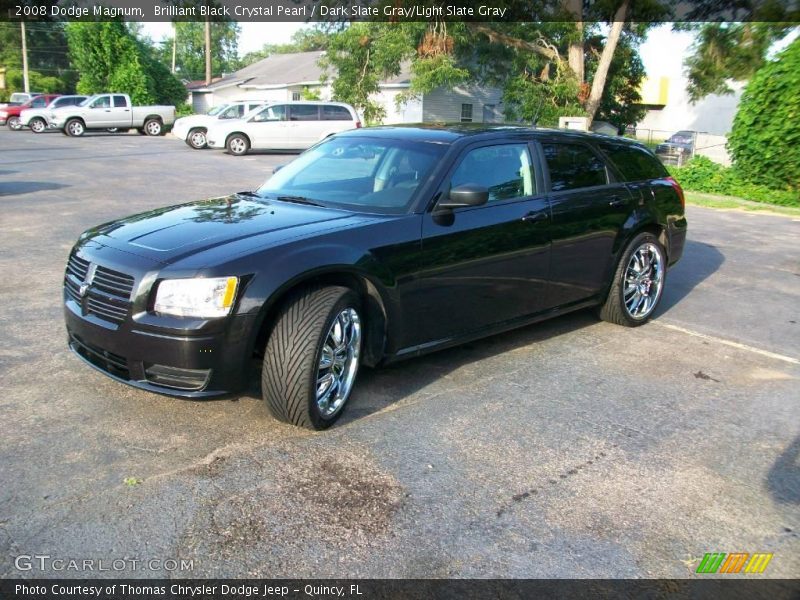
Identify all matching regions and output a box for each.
[1,128,798,579]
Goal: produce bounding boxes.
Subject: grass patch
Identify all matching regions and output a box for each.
[685,191,800,217]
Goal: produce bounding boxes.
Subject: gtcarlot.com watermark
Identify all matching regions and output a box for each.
[14,554,194,573]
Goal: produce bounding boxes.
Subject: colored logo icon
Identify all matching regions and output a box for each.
[696,552,773,574]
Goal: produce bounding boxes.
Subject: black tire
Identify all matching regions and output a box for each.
[186,128,207,149]
[598,231,667,327]
[143,118,162,136]
[29,117,47,133]
[137,128,146,135]
[65,118,85,137]
[262,286,362,430]
[225,133,250,156]
[106,127,119,133]
[7,116,22,130]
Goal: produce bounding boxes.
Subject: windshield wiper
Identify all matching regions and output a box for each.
[236,190,261,197]
[275,195,325,207]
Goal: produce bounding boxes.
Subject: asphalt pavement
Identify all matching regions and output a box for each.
[0,127,798,579]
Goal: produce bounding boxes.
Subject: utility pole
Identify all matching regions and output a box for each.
[171,22,177,74]
[21,21,30,93]
[204,19,212,84]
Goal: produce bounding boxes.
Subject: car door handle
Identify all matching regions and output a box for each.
[522,211,548,223]
[608,196,627,208]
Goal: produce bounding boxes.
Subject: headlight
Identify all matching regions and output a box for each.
[154,277,238,318]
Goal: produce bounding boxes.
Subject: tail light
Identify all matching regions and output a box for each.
[666,176,685,209]
[355,121,362,128]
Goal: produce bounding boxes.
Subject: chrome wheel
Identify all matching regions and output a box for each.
[316,308,361,419]
[8,116,22,130]
[228,136,247,155]
[67,120,84,136]
[623,242,664,319]
[189,129,207,149]
[145,120,161,136]
[30,118,46,133]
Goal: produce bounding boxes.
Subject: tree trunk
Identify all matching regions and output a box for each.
[584,0,629,128]
[204,19,212,84]
[566,0,584,84]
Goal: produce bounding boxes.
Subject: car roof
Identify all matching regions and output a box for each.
[336,123,648,147]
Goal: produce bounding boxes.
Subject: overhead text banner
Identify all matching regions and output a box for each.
[2,0,800,22]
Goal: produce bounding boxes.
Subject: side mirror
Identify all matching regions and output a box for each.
[273,165,286,174]
[437,184,489,210]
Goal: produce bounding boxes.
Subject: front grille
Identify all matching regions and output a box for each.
[69,332,130,379]
[64,253,135,325]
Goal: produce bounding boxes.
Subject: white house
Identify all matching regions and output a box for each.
[187,50,504,124]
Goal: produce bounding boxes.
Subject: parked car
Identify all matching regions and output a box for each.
[206,101,361,156]
[173,101,266,149]
[0,92,45,110]
[1,94,59,130]
[49,93,175,137]
[20,95,88,133]
[656,130,695,156]
[63,125,686,429]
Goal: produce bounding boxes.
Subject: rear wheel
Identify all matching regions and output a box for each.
[226,133,249,156]
[599,231,666,327]
[143,118,162,136]
[262,286,362,430]
[187,128,207,149]
[7,116,22,130]
[29,118,47,133]
[65,118,85,137]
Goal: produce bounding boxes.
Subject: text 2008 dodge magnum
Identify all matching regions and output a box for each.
[64,125,687,429]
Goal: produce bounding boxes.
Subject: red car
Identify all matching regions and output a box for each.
[0,94,59,130]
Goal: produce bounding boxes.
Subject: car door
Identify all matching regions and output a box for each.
[407,141,551,346]
[84,95,113,127]
[108,95,131,127]
[287,104,323,148]
[539,140,635,308]
[247,104,289,149]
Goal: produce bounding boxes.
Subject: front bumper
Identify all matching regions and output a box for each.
[207,136,221,148]
[63,244,256,398]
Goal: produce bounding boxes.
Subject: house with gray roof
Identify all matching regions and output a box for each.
[187,50,503,125]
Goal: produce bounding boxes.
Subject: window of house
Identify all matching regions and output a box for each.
[292,91,302,101]
[450,144,534,203]
[460,103,473,123]
[542,143,608,191]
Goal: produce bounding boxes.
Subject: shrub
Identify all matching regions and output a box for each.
[668,156,799,207]
[728,38,800,192]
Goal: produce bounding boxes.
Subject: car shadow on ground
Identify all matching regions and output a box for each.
[0,181,69,196]
[767,435,800,504]
[658,239,725,312]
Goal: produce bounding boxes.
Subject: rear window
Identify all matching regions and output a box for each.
[321,105,353,121]
[113,95,127,108]
[599,143,668,181]
[542,143,608,191]
[289,105,319,121]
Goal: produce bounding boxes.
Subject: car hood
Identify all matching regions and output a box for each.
[82,194,360,266]
[174,114,217,129]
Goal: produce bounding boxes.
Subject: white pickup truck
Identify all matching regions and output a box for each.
[49,93,175,137]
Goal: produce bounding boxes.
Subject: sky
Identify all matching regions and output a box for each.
[140,22,798,80]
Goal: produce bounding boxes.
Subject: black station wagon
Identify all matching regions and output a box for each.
[64,125,687,429]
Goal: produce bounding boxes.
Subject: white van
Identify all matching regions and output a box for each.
[206,101,361,156]
[172,101,266,149]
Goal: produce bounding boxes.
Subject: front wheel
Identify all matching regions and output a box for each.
[225,133,249,156]
[599,231,667,327]
[186,128,207,149]
[262,286,362,430]
[143,119,162,136]
[65,118,85,137]
[29,118,47,133]
[7,116,22,130]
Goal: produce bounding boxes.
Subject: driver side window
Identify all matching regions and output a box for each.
[450,144,534,203]
[251,105,286,123]
[91,96,110,109]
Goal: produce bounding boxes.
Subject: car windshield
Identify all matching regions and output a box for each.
[256,137,447,215]
[207,104,228,116]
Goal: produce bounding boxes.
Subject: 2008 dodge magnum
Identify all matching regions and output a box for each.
[64,125,687,429]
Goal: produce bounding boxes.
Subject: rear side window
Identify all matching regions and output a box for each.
[598,143,668,181]
[289,105,320,121]
[113,95,127,108]
[542,143,607,191]
[321,105,352,121]
[450,144,534,203]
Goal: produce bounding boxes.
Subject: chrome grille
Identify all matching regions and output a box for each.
[64,253,134,325]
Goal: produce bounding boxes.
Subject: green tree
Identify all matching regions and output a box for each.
[0,21,75,99]
[164,21,239,80]
[65,21,185,106]
[727,38,800,192]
